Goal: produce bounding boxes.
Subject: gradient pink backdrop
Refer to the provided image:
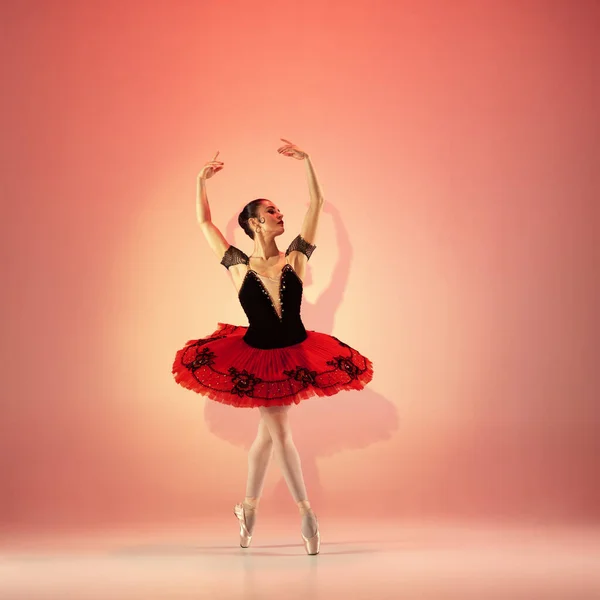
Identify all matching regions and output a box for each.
[2,0,598,533]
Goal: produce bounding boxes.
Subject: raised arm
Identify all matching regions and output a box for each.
[277,139,324,279]
[277,139,324,242]
[299,154,325,244]
[196,152,230,261]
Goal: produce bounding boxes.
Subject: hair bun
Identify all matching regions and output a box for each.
[238,199,267,240]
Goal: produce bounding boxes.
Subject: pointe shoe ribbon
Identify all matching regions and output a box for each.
[233,503,253,548]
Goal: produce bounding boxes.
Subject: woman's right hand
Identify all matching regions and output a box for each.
[198,151,224,180]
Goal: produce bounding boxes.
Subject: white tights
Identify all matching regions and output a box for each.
[243,405,317,538]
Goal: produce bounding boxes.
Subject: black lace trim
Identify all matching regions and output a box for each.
[178,335,370,400]
[220,245,250,269]
[285,235,316,260]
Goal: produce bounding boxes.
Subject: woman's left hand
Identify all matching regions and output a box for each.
[277,138,309,160]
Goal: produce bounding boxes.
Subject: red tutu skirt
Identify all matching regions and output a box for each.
[172,323,374,408]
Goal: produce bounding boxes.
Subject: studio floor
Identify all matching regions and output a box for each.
[1,519,599,600]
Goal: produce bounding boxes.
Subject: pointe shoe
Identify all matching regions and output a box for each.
[233,503,254,548]
[301,510,320,555]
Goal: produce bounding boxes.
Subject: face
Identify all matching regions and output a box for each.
[253,201,285,236]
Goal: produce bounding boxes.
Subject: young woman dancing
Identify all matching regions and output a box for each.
[172,139,373,555]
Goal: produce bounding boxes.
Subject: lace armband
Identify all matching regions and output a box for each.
[220,245,250,269]
[285,234,316,260]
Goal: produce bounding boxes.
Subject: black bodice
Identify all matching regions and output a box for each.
[239,264,307,349]
[220,235,316,350]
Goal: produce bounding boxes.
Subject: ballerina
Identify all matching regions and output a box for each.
[172,139,374,555]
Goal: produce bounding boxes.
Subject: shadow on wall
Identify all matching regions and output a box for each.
[203,201,398,511]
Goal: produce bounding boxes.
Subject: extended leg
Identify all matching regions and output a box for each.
[259,405,318,538]
[243,417,273,534]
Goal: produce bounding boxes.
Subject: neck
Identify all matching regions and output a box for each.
[251,236,279,260]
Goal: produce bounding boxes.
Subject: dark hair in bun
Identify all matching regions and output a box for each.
[238,199,267,239]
